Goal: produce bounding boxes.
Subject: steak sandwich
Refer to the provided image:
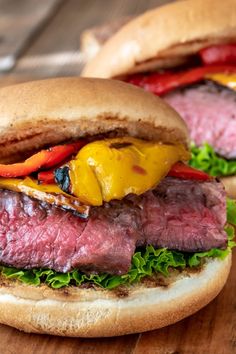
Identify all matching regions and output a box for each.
[82,0,236,198]
[0,77,234,337]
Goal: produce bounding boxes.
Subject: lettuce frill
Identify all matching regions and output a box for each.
[190,143,236,177]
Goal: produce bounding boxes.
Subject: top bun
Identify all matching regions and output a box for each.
[82,0,236,78]
[0,77,188,163]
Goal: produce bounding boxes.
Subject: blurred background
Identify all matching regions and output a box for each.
[0,0,175,85]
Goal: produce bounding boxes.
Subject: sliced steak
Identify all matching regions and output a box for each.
[164,82,236,159]
[0,178,227,274]
[0,190,139,274]
[71,203,141,274]
[138,178,226,251]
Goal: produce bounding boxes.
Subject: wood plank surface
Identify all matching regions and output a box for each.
[0,0,62,72]
[0,1,235,353]
[7,0,175,79]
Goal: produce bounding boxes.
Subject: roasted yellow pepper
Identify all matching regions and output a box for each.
[69,137,190,206]
[206,73,236,91]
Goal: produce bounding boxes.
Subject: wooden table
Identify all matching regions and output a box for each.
[0,1,235,353]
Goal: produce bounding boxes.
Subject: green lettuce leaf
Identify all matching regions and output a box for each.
[190,143,236,177]
[1,231,234,290]
[227,198,236,226]
[1,195,235,290]
[0,247,187,290]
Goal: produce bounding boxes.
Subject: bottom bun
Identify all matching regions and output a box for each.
[0,253,231,337]
[221,176,236,199]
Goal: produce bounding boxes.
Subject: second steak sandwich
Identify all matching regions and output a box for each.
[82,0,236,197]
[0,78,234,337]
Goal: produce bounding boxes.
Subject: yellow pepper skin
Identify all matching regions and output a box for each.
[69,137,190,206]
[69,159,103,206]
[206,73,236,91]
[0,177,89,216]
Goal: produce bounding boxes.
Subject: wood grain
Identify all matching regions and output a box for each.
[9,0,175,78]
[0,325,139,354]
[0,0,62,72]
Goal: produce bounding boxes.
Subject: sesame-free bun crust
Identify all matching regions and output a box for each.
[80,16,131,60]
[0,254,231,337]
[82,0,236,78]
[0,77,188,163]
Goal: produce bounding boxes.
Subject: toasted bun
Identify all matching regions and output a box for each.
[0,77,188,163]
[221,176,236,199]
[82,0,236,78]
[0,254,231,337]
[80,17,131,60]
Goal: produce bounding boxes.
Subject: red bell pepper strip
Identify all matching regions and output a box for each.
[38,170,55,184]
[168,162,210,181]
[126,65,236,95]
[199,44,236,66]
[0,141,85,178]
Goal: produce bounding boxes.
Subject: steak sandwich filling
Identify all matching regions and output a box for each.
[0,178,227,274]
[0,77,234,337]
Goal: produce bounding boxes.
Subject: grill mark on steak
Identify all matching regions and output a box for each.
[0,178,227,275]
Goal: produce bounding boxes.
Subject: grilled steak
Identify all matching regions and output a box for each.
[0,190,139,274]
[164,82,236,159]
[0,178,227,274]
[138,178,226,250]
